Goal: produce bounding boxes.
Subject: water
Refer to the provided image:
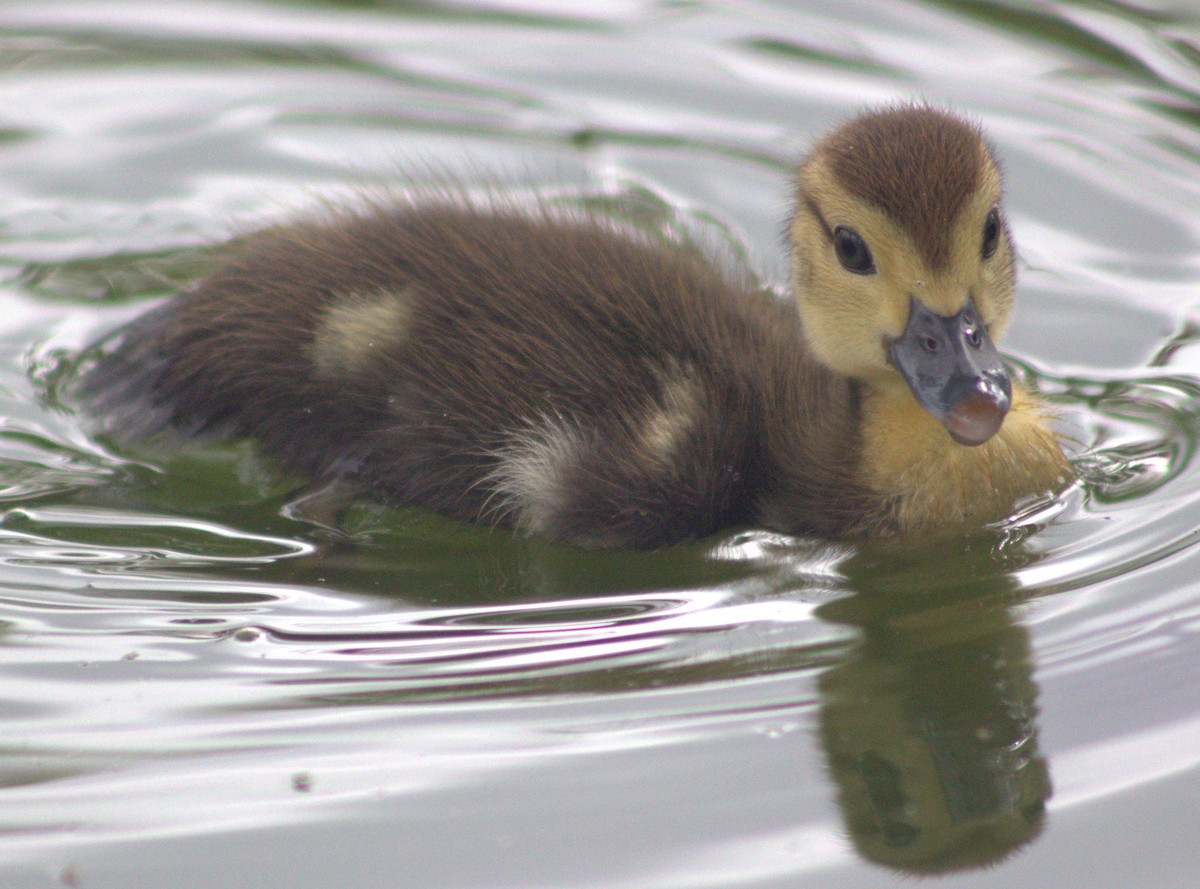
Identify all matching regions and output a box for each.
[2,1,1199,886]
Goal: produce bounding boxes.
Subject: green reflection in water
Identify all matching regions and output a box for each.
[737,35,905,76]
[16,249,214,305]
[931,0,1160,80]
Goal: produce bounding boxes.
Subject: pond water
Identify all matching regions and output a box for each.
[2,0,1200,886]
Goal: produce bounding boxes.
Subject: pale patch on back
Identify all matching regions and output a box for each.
[483,362,704,540]
[636,360,703,467]
[310,289,412,376]
[484,416,585,538]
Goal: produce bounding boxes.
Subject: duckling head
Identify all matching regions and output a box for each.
[790,105,1016,446]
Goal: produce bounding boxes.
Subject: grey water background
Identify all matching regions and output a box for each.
[2,0,1200,886]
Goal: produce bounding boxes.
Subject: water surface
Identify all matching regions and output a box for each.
[1,1,1200,887]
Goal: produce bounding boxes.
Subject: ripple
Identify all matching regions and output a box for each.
[410,594,701,630]
[0,506,315,566]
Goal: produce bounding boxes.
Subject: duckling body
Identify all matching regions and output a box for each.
[83,106,1071,548]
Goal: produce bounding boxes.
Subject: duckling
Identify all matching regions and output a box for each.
[82,105,1072,549]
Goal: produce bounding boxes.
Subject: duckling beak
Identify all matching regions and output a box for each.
[887,297,1011,446]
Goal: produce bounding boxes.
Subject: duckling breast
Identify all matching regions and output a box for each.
[858,384,1073,532]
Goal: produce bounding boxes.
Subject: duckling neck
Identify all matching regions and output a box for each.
[858,383,1071,534]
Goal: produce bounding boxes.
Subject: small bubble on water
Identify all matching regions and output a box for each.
[756,722,798,739]
[292,772,314,792]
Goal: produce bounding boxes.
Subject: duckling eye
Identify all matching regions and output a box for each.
[981,208,1001,259]
[833,226,876,275]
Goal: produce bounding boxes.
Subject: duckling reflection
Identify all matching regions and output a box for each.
[814,541,1050,873]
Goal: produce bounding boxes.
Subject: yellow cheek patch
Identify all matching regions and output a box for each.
[310,289,412,376]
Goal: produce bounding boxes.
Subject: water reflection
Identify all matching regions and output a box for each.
[814,542,1050,873]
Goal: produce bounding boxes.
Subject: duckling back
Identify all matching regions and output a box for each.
[82,201,875,548]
